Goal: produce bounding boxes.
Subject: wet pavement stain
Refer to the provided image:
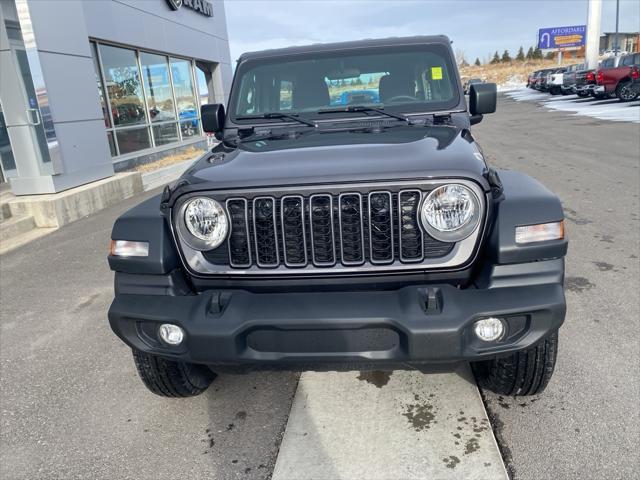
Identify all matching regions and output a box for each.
[593,261,614,271]
[464,437,481,455]
[357,370,392,388]
[402,395,437,431]
[565,276,595,293]
[563,208,592,225]
[443,456,460,469]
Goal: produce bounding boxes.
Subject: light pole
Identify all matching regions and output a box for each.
[614,0,620,55]
[585,0,602,69]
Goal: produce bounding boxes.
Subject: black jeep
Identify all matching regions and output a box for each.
[108,36,567,398]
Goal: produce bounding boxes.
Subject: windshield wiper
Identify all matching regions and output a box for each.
[236,112,317,128]
[317,105,415,125]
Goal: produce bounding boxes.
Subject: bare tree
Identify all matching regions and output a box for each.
[455,48,468,66]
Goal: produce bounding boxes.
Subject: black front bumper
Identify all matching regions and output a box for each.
[108,264,566,370]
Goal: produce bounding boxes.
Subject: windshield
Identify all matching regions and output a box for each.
[230,44,460,122]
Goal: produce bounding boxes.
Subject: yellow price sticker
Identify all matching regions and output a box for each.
[431,66,443,80]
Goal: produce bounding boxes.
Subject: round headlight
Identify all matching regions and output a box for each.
[421,184,481,242]
[181,197,228,250]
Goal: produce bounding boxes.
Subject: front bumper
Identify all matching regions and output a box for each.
[109,263,566,370]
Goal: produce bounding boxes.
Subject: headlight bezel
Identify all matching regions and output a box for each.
[420,183,482,243]
[176,196,229,251]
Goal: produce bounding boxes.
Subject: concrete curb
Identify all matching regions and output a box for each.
[141,158,198,191]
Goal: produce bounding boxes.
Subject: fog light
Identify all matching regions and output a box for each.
[158,324,184,345]
[474,317,505,342]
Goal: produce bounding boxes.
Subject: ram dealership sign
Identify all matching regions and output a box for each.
[538,25,587,50]
[166,0,213,17]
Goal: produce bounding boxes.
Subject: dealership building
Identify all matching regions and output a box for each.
[0,0,231,195]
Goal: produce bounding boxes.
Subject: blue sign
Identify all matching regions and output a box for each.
[538,25,586,49]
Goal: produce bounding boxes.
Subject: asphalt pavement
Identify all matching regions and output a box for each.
[1,94,638,480]
[474,94,640,480]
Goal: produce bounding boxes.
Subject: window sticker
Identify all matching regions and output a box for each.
[431,66,443,80]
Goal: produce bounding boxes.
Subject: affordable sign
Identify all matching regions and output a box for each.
[538,25,586,50]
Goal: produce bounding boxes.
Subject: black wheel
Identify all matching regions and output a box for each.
[472,331,558,396]
[576,91,589,98]
[616,81,638,102]
[132,349,216,397]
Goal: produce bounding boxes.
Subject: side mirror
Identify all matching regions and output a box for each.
[201,103,225,134]
[469,83,497,115]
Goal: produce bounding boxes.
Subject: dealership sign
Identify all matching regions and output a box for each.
[166,0,213,17]
[538,25,586,50]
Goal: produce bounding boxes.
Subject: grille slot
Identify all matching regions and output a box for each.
[309,194,336,266]
[226,198,251,268]
[368,192,394,264]
[399,190,423,262]
[220,188,458,271]
[253,197,279,267]
[281,195,307,267]
[338,193,365,265]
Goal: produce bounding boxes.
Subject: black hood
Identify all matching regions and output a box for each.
[178,125,489,194]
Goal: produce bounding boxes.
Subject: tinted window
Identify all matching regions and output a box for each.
[231,44,459,119]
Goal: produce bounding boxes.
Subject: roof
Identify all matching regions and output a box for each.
[238,35,451,62]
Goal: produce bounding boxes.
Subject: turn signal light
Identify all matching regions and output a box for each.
[109,240,149,257]
[515,221,564,244]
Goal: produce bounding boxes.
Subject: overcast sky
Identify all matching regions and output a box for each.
[224,0,640,64]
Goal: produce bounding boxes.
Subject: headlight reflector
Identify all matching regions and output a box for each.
[181,197,228,250]
[421,184,481,242]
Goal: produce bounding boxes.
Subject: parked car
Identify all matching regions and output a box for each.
[574,67,598,97]
[548,67,568,95]
[590,56,621,99]
[596,53,640,102]
[338,89,380,105]
[463,78,483,94]
[562,63,584,95]
[536,68,557,92]
[108,36,567,400]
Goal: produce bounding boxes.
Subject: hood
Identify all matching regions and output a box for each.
[178,125,489,193]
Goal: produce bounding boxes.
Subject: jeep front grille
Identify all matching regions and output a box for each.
[175,181,485,276]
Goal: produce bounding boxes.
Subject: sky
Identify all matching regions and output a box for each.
[224,0,640,65]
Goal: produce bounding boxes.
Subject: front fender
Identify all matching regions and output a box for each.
[108,194,179,274]
[485,170,568,264]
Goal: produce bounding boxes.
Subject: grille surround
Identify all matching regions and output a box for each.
[173,180,486,276]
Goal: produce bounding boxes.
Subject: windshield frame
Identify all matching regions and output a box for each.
[226,42,464,127]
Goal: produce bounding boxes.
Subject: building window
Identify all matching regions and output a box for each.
[89,41,205,158]
[171,57,199,138]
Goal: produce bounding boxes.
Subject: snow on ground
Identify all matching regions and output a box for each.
[497,74,527,92]
[506,89,640,123]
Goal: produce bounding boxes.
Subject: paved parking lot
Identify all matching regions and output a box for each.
[1,94,638,480]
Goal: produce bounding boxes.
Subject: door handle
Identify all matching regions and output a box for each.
[26,108,41,126]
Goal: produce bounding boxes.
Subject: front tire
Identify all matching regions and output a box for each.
[132,349,216,397]
[472,331,558,396]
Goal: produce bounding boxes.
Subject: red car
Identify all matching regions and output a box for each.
[595,53,640,102]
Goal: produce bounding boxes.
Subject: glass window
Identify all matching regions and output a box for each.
[195,65,210,106]
[152,123,180,146]
[171,58,197,124]
[140,52,176,123]
[90,43,111,128]
[99,45,146,127]
[106,131,117,156]
[116,127,151,155]
[230,45,459,119]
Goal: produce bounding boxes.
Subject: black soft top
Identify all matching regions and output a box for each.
[238,35,452,62]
